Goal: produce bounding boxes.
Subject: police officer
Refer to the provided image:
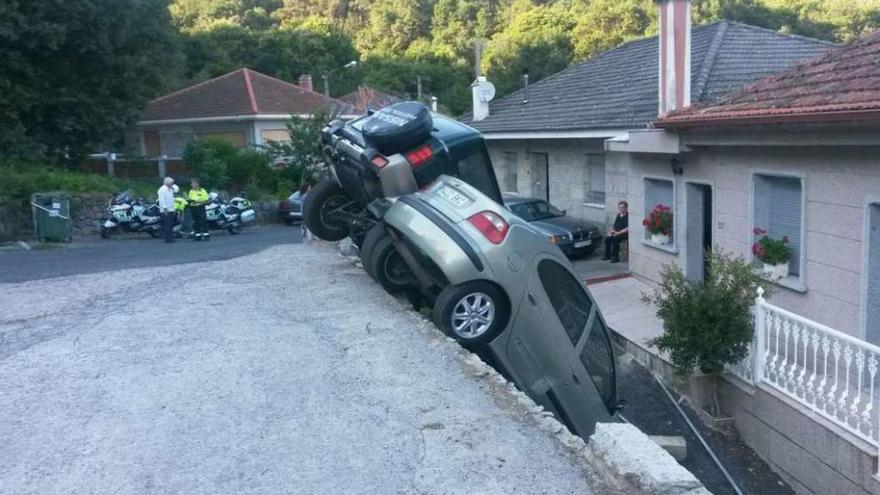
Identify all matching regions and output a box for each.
[188,177,211,241]
[172,185,188,237]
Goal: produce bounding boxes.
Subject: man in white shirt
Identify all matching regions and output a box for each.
[157,177,176,243]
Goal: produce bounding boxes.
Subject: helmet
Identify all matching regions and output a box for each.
[171,184,180,194]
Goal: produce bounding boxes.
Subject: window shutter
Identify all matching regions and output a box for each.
[768,177,802,275]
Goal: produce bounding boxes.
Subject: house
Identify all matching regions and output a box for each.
[463,18,831,228]
[128,69,353,158]
[338,86,403,113]
[606,7,880,493]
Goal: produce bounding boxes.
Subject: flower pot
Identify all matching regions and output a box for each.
[761,261,789,280]
[651,233,671,245]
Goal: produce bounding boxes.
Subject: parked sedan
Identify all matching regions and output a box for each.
[363,175,619,437]
[503,195,602,257]
[277,191,304,224]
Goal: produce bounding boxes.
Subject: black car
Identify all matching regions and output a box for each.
[303,101,503,245]
[504,195,603,257]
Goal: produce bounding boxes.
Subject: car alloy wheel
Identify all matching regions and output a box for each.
[451,292,495,339]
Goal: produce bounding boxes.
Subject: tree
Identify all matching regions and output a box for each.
[571,0,656,60]
[264,105,339,178]
[0,0,183,161]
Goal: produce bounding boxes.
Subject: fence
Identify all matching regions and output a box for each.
[726,288,880,473]
[81,156,190,179]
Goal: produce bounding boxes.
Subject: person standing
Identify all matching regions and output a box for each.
[603,200,629,263]
[172,184,187,237]
[188,177,210,241]
[157,177,176,243]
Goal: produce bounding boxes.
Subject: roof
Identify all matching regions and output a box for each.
[339,86,403,113]
[140,68,352,122]
[656,30,880,127]
[464,21,833,133]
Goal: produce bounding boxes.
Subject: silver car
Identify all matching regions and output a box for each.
[363,175,618,437]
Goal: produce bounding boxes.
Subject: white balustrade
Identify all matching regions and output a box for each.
[726,287,880,473]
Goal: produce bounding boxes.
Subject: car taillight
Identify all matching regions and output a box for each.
[405,145,433,168]
[468,211,510,244]
[371,155,389,168]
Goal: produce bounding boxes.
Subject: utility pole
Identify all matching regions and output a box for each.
[417,76,422,101]
[322,73,330,98]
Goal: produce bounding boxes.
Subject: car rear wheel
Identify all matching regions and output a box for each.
[367,234,414,294]
[359,222,387,280]
[433,281,508,345]
[303,179,352,241]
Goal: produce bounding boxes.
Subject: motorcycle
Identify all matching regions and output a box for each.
[100,190,164,239]
[202,193,256,235]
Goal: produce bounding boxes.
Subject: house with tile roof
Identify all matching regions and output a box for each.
[463,18,831,229]
[338,86,403,113]
[127,68,353,158]
[606,19,880,495]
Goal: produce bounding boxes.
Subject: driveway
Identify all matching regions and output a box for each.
[0,241,599,494]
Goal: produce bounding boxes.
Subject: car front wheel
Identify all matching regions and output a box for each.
[367,234,414,294]
[433,281,508,346]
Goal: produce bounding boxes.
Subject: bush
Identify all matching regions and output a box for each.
[643,249,770,375]
[182,139,234,190]
[0,160,154,201]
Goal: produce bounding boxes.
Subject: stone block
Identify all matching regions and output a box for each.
[648,435,687,462]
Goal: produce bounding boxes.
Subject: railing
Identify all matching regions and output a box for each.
[729,288,880,472]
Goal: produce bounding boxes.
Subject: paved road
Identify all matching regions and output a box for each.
[0,242,598,494]
[0,225,302,283]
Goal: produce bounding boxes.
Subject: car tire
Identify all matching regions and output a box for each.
[100,226,111,239]
[303,179,352,241]
[433,281,509,346]
[227,224,242,235]
[359,223,386,280]
[367,234,414,294]
[147,229,161,238]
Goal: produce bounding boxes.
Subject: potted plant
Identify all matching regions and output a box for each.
[643,249,769,418]
[643,204,673,245]
[752,227,791,280]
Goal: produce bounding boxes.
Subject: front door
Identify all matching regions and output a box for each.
[529,152,549,201]
[866,203,880,344]
[686,183,713,282]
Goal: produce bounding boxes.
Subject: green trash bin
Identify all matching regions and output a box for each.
[31,193,72,242]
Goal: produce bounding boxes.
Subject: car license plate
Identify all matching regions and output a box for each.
[574,240,592,248]
[436,185,471,207]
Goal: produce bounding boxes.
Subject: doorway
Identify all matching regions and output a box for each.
[685,183,713,283]
[866,204,880,344]
[529,152,549,200]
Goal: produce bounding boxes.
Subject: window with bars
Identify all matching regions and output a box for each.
[502,152,518,193]
[584,153,606,206]
[753,174,803,279]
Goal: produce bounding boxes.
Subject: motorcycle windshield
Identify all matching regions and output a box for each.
[114,190,133,204]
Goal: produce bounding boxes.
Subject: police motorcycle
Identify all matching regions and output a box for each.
[303,101,503,247]
[100,190,164,239]
[203,193,256,235]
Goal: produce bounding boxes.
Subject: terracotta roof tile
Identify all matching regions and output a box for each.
[140,68,352,122]
[657,30,880,126]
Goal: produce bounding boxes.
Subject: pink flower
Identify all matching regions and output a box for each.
[753,227,767,236]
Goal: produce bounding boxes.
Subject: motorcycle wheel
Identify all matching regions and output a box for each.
[100,226,111,239]
[228,225,242,235]
[147,230,161,239]
[303,179,354,242]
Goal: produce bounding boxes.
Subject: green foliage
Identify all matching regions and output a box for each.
[0,160,154,201]
[644,249,771,375]
[0,0,183,161]
[571,0,657,60]
[183,139,234,189]
[643,204,673,236]
[751,227,792,264]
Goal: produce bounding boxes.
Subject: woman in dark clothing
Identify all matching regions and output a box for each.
[603,201,629,263]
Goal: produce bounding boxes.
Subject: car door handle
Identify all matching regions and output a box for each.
[572,374,580,385]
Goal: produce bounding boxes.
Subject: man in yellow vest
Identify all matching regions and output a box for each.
[187,177,211,241]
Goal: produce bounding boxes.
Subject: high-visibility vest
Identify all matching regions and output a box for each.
[173,197,188,213]
[188,188,209,204]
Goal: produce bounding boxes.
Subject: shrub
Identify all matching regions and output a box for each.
[182,139,234,189]
[643,204,673,235]
[0,160,154,200]
[643,249,770,376]
[752,227,791,265]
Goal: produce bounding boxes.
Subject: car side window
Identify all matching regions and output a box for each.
[537,259,591,346]
[580,316,615,405]
[457,149,502,203]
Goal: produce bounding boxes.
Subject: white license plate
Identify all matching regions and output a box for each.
[574,240,592,248]
[436,185,470,207]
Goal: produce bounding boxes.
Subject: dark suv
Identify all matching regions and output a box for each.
[303,102,503,245]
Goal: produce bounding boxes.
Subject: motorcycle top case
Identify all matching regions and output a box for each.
[240,209,256,224]
[361,101,433,155]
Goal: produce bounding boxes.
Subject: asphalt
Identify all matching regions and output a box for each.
[0,240,600,494]
[0,225,302,283]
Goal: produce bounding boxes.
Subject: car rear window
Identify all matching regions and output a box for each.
[580,316,615,404]
[538,259,591,346]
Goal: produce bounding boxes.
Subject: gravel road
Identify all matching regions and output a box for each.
[0,241,599,494]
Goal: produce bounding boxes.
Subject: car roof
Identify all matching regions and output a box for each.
[502,194,545,205]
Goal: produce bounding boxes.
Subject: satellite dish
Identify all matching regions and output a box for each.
[477,80,496,103]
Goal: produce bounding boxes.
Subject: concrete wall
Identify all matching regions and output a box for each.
[485,139,615,227]
[608,145,880,340]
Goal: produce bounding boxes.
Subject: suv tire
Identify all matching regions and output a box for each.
[433,281,508,346]
[367,234,414,294]
[303,179,351,241]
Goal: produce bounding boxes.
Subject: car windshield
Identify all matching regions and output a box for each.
[509,200,564,222]
[289,191,302,202]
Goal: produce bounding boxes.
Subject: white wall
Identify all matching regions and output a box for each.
[609,144,880,339]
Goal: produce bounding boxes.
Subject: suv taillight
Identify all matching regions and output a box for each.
[468,211,510,244]
[405,145,433,168]
[371,155,389,168]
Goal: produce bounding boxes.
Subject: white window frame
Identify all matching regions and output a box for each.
[749,170,807,292]
[583,153,606,209]
[861,198,880,344]
[501,151,519,194]
[641,176,678,254]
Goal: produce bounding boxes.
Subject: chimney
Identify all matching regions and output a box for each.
[472,76,491,121]
[657,0,691,116]
[298,74,313,92]
[522,74,529,104]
